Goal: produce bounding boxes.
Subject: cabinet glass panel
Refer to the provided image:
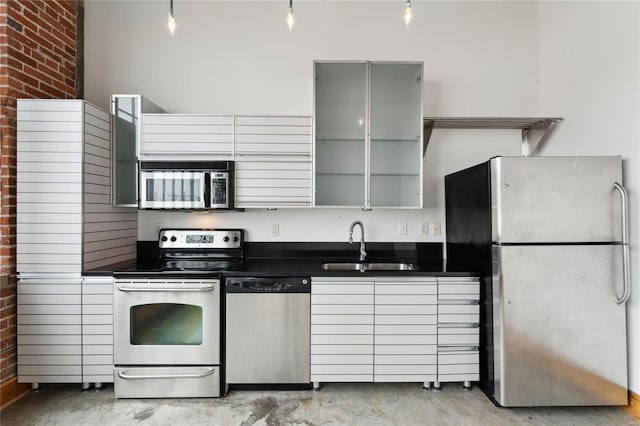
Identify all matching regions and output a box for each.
[112,95,162,207]
[315,62,367,206]
[112,95,139,206]
[370,63,422,207]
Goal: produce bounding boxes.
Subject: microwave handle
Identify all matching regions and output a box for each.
[204,172,211,207]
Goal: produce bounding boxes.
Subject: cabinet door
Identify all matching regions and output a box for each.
[314,62,367,207]
[17,275,82,383]
[111,95,162,207]
[82,276,114,384]
[112,95,139,207]
[140,114,234,160]
[311,278,374,382]
[374,278,437,382]
[235,116,312,208]
[314,61,423,209]
[370,63,423,208]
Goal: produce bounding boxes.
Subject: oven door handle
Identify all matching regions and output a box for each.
[117,284,216,292]
[117,368,216,380]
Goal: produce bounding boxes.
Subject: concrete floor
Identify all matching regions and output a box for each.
[1,383,638,426]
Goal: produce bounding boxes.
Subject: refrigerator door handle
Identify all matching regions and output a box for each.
[614,182,631,304]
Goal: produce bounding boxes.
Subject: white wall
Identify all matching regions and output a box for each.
[84,0,639,396]
[84,0,534,242]
[536,1,639,395]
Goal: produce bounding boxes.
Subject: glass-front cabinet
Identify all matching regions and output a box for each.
[111,95,162,206]
[314,61,423,209]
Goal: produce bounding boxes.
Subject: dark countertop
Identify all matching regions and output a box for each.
[84,241,478,278]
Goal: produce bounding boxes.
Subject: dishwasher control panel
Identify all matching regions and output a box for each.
[225,277,310,293]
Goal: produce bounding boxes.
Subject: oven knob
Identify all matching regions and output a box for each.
[170,236,177,242]
[223,236,230,242]
[161,236,168,242]
[233,236,239,242]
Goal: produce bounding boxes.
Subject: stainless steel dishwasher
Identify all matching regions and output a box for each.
[224,276,311,389]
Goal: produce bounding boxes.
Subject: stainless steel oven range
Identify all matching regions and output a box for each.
[113,229,244,398]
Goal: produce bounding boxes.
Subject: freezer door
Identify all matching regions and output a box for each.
[492,244,627,407]
[491,156,623,243]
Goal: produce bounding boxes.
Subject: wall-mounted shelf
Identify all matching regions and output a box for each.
[423,117,563,156]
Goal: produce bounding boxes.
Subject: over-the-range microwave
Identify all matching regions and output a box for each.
[138,161,234,210]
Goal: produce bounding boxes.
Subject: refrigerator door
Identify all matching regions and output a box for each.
[491,156,623,243]
[492,244,627,407]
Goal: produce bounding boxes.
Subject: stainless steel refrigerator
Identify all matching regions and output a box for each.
[445,156,630,407]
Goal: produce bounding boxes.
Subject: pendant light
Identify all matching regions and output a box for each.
[287,0,295,31]
[168,0,176,36]
[404,0,412,28]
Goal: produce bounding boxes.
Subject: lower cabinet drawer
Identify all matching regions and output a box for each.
[438,364,480,375]
[437,304,479,324]
[437,333,480,346]
[114,366,220,398]
[437,327,480,346]
[438,351,479,365]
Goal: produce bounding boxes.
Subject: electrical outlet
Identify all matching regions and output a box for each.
[420,222,428,235]
[399,222,408,235]
[271,223,280,237]
[432,222,441,236]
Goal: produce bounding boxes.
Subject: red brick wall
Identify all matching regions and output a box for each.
[0,0,78,383]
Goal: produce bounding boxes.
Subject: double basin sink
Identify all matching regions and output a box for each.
[322,261,417,272]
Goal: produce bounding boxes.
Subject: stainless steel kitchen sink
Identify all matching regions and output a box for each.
[321,262,417,271]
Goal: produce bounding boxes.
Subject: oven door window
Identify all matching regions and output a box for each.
[130,303,203,345]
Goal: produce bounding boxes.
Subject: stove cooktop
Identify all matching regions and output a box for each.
[114,229,246,277]
[114,259,245,275]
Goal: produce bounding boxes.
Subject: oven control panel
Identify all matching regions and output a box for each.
[159,229,243,249]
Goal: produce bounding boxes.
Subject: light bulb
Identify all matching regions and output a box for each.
[168,11,176,36]
[404,1,412,28]
[287,8,295,31]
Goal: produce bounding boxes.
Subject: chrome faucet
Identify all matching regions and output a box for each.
[348,220,367,262]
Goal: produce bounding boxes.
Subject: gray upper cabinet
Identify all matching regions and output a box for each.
[314,61,423,209]
[111,95,162,207]
[235,115,313,208]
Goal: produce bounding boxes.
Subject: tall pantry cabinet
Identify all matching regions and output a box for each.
[16,99,137,388]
